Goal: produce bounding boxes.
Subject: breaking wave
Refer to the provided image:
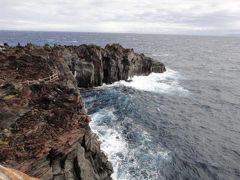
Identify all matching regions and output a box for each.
[89,108,170,180]
[101,68,188,95]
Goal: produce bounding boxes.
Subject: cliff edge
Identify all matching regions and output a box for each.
[56,43,165,87]
[0,43,165,179]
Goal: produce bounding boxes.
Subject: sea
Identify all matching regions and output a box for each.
[0,31,240,180]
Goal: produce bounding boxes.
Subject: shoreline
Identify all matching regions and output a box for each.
[0,43,165,179]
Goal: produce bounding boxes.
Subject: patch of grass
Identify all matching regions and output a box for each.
[44,43,50,47]
[88,44,101,49]
[81,44,101,50]
[6,89,19,96]
[44,43,52,51]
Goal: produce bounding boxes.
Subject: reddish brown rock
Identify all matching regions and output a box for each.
[0,45,113,179]
[0,44,165,179]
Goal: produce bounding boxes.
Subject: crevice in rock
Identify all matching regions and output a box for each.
[74,156,81,180]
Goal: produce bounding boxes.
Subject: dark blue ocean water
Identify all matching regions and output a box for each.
[1,31,240,180]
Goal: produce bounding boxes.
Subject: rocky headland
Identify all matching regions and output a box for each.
[0,43,165,179]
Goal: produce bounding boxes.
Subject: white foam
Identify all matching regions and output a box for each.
[89,108,171,180]
[89,108,128,180]
[95,68,188,96]
[110,68,189,95]
[152,53,169,57]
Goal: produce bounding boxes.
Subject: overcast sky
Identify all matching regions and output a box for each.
[0,0,240,35]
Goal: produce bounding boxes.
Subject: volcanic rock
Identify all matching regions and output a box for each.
[0,43,165,179]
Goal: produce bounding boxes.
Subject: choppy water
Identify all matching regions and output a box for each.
[1,31,240,180]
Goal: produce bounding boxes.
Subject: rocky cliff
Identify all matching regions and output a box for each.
[54,43,165,87]
[0,43,165,179]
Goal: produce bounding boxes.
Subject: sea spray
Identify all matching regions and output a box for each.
[99,68,188,95]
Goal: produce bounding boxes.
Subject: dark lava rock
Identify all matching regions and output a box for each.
[63,44,166,87]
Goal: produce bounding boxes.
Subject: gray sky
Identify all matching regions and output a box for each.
[0,0,240,35]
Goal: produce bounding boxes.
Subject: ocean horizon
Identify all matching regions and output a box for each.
[1,31,240,180]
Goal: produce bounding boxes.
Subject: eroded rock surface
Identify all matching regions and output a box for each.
[0,44,113,179]
[0,43,165,179]
[63,44,166,87]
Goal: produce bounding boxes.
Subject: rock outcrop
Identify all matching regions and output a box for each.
[62,44,166,87]
[0,43,165,179]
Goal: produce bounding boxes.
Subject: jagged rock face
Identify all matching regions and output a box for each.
[0,45,113,179]
[63,44,166,87]
[0,43,165,88]
[0,44,165,179]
